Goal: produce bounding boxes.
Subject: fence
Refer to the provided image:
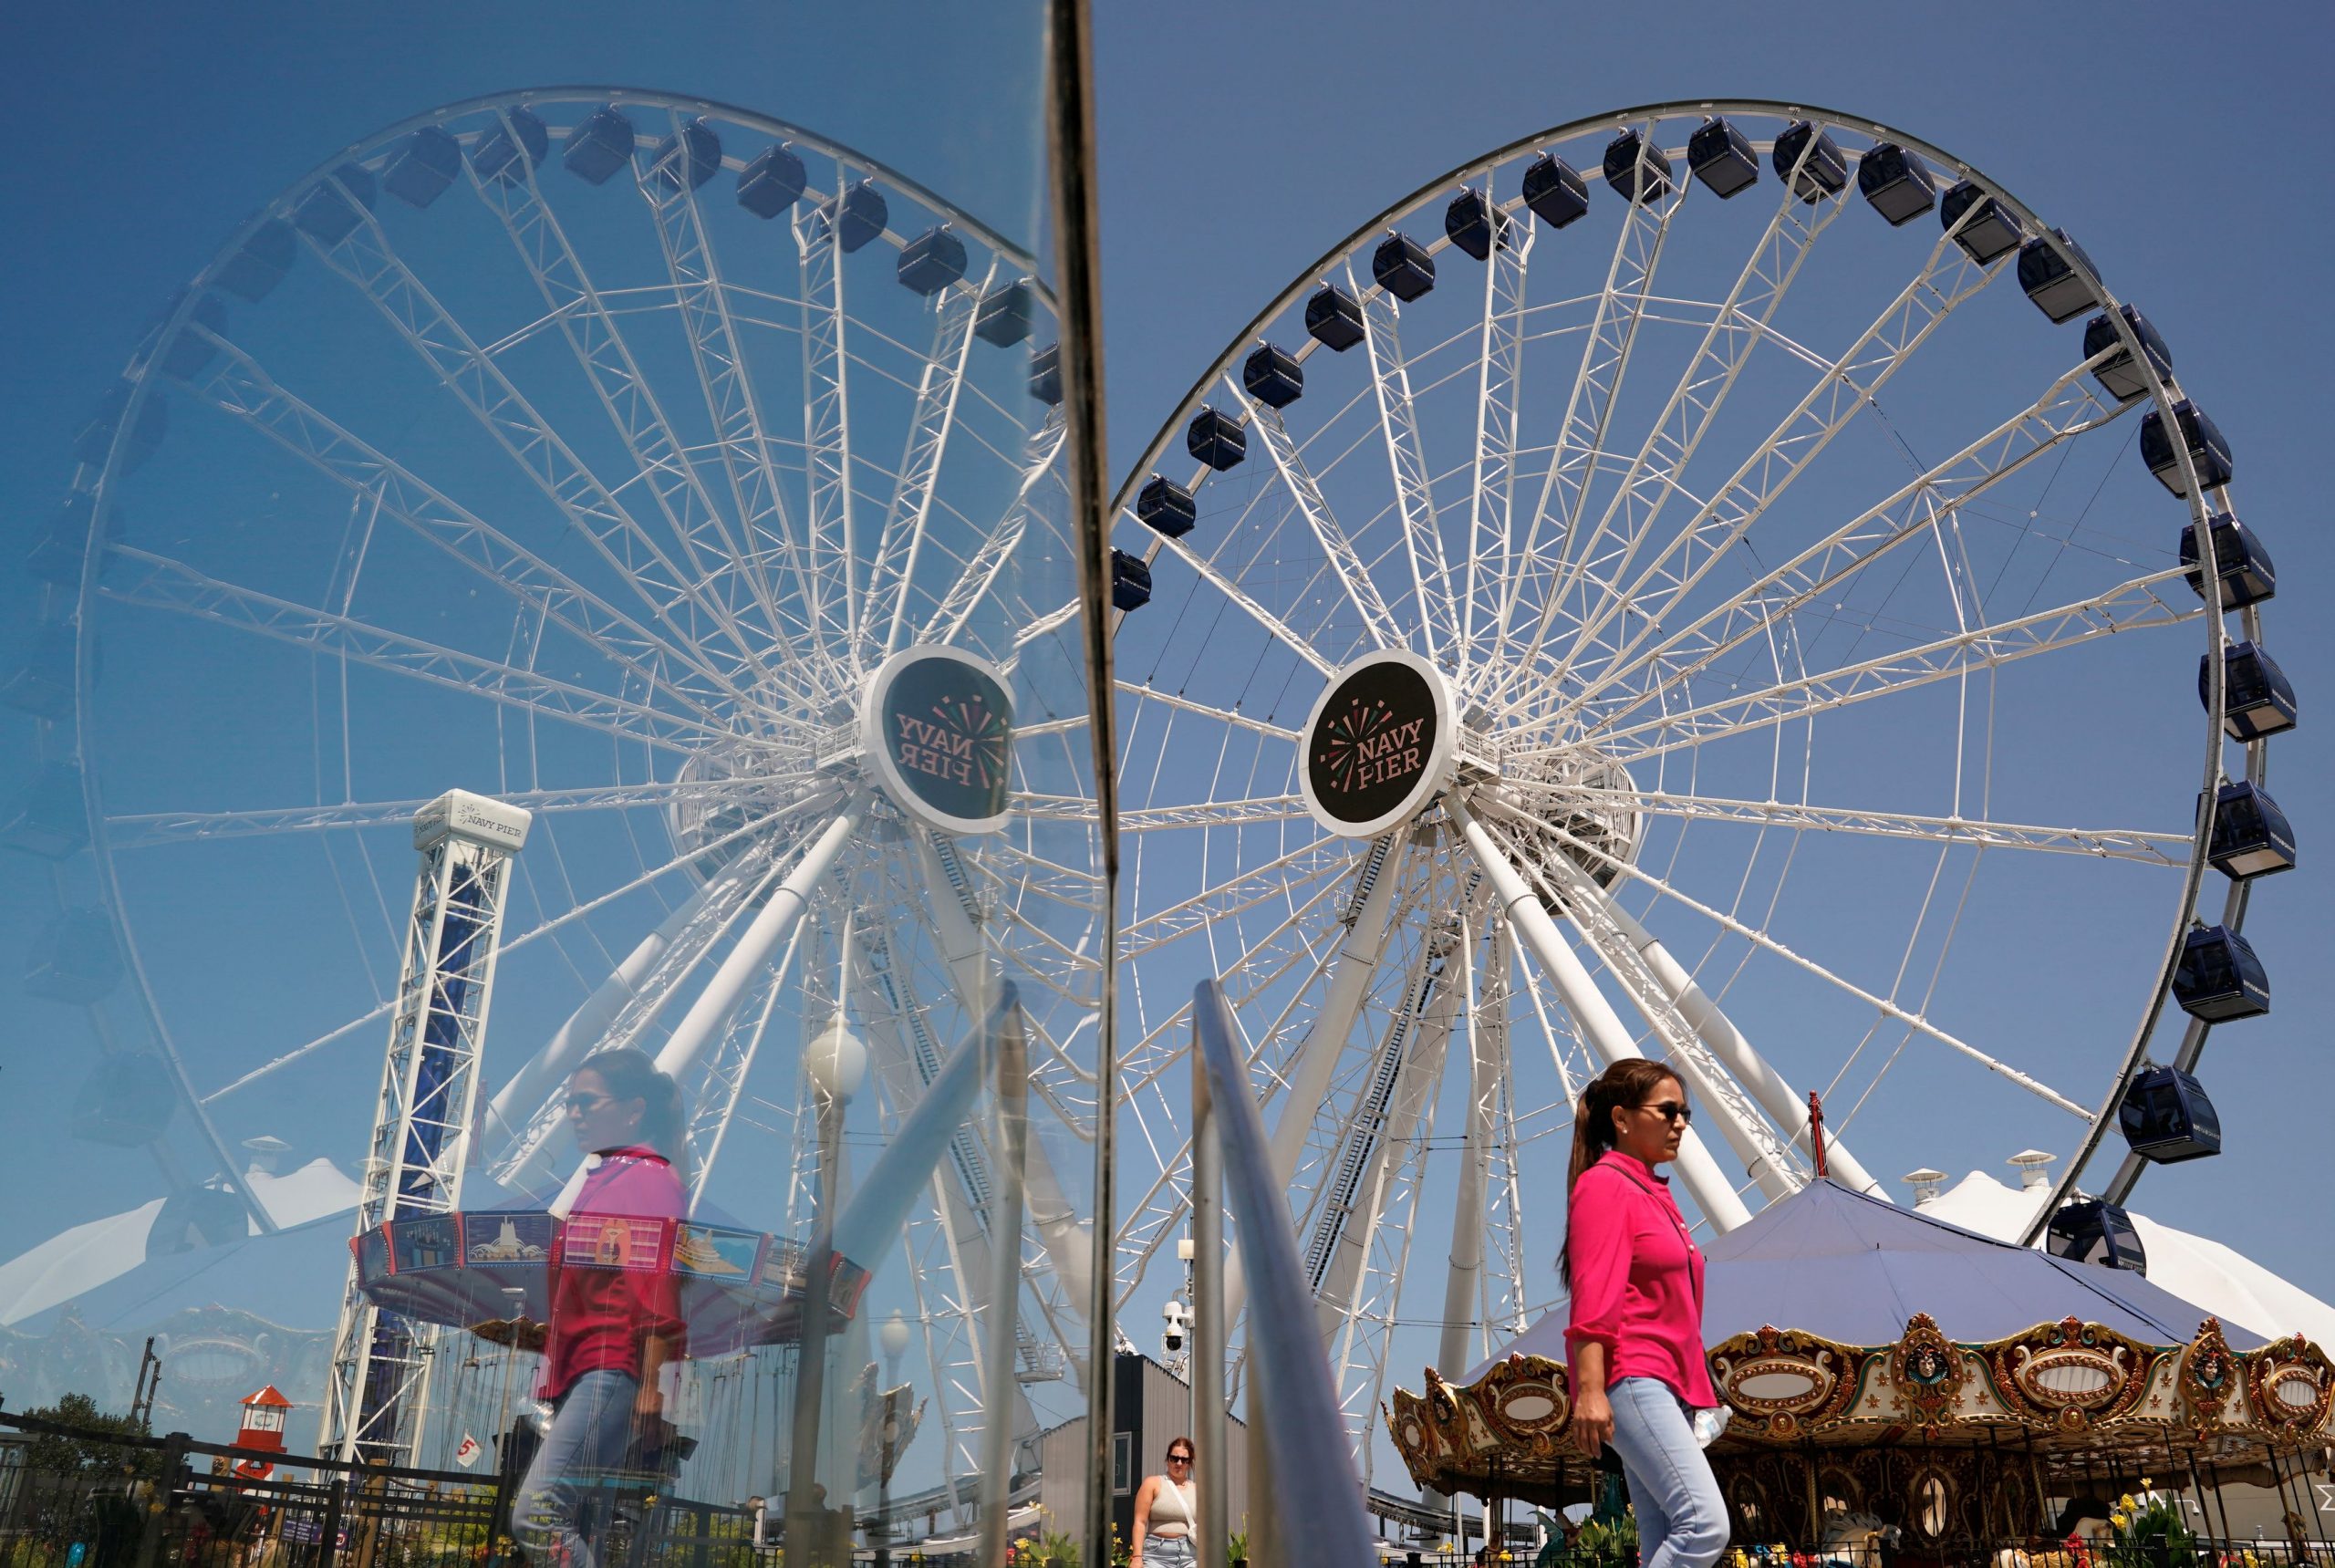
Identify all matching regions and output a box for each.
[0,1407,496,1568]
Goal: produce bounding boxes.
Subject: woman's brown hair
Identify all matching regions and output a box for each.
[1558,1058,1684,1293]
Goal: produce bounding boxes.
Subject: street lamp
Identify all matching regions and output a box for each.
[875,1313,912,1567]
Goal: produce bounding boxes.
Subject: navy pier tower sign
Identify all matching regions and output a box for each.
[1298,649,1457,838]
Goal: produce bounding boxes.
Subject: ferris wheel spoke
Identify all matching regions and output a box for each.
[1501,128,1682,655]
[1563,342,2135,731]
[1116,680,1302,745]
[465,119,816,666]
[1537,212,2015,699]
[1116,795,1313,832]
[685,919,803,1199]
[921,409,1065,647]
[102,774,815,850]
[1230,382,1404,652]
[1512,781,2191,865]
[869,266,990,657]
[1350,262,1459,660]
[1484,813,1805,1197]
[794,184,861,666]
[1120,837,1350,960]
[1485,798,2091,1118]
[628,115,816,668]
[1459,204,1534,687]
[1519,162,1851,701]
[1583,566,2197,765]
[490,831,802,1185]
[290,185,788,696]
[100,545,736,755]
[181,327,748,720]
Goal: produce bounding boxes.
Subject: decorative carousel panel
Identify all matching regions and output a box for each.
[1709,1325,1865,1439]
[1889,1313,1967,1435]
[1983,1316,2160,1433]
[1474,1353,1573,1451]
[2242,1334,2335,1445]
[2180,1318,2246,1432]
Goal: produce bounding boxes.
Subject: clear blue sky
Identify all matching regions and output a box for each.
[1,0,2328,1485]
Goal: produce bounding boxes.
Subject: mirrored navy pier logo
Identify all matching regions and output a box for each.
[1298,649,1456,838]
[861,646,1014,836]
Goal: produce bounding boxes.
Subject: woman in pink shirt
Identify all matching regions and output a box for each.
[513,1048,689,1568]
[1562,1060,1728,1568]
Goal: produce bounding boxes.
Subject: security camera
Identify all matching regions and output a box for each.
[1161,1298,1190,1355]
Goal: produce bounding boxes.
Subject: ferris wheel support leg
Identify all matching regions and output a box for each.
[1433,939,1493,1398]
[1587,885,1884,1198]
[1221,834,1409,1324]
[480,878,718,1156]
[973,1015,1029,1568]
[653,806,865,1083]
[915,836,1096,1335]
[1446,796,1752,1231]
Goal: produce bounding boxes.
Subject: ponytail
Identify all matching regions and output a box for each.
[1558,1059,1682,1293]
[574,1046,692,1188]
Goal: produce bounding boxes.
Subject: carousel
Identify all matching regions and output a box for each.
[1387,1180,2335,1563]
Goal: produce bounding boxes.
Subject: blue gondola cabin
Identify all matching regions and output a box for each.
[2119,1065,2222,1165]
[2201,641,2297,742]
[2172,925,2269,1023]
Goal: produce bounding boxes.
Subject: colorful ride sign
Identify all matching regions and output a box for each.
[860,646,1015,836]
[1298,649,1456,837]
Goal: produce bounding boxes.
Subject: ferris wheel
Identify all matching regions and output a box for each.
[1101,99,2292,1479]
[6,88,1105,1499]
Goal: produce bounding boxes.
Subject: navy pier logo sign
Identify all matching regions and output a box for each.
[1299,649,1456,838]
[862,646,1014,836]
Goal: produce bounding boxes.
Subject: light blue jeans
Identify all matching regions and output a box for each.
[1142,1537,1197,1568]
[514,1370,638,1568]
[1605,1377,1728,1568]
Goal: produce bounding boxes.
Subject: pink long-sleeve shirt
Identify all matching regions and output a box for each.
[1563,1150,1717,1407]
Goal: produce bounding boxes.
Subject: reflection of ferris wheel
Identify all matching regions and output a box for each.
[1103,100,2291,1479]
[11,88,1102,1492]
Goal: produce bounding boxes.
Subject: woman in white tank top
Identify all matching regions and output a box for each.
[1130,1437,1199,1568]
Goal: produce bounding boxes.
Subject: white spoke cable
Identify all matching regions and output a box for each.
[1470,796,2088,1116]
[1498,780,2190,865]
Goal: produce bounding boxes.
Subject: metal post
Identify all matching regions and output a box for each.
[1245,1373,1276,1568]
[975,1010,1030,1568]
[1191,1044,1227,1568]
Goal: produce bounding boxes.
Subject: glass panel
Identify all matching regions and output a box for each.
[3,11,1104,1568]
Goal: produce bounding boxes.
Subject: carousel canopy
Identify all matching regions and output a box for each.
[1475,1177,2264,1380]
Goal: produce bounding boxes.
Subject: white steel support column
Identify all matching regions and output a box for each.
[1223,835,1406,1324]
[653,806,864,1082]
[1592,886,1884,1196]
[1446,796,1751,1231]
[481,879,716,1155]
[321,791,532,1464]
[1435,931,1492,1386]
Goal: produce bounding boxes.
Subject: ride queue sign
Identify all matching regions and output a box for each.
[862,646,1015,836]
[1298,649,1457,838]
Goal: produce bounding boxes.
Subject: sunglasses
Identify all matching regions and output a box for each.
[566,1092,617,1115]
[1166,1452,1192,1464]
[1638,1100,1693,1126]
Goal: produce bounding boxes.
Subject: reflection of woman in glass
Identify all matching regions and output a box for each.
[513,1049,689,1568]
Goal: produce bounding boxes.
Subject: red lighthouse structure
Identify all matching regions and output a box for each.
[232,1386,292,1480]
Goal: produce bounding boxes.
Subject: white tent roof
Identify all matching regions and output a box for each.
[1917,1169,2335,1350]
[0,1158,360,1326]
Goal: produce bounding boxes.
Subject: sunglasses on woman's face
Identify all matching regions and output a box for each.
[1167,1452,1192,1465]
[1639,1099,1693,1126]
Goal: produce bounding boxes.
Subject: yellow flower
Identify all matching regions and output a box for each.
[2119,1495,2135,1511]
[2110,1514,2128,1530]
[2140,1478,2153,1490]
